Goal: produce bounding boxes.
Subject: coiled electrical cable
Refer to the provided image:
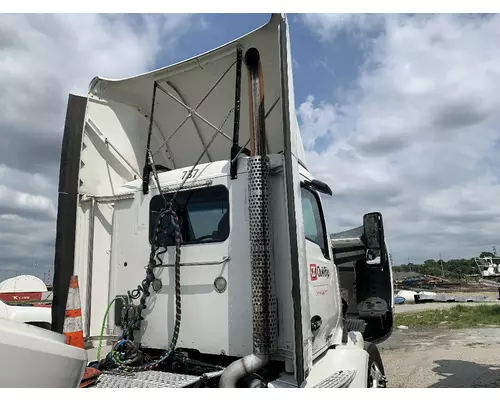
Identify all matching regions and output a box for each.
[109,156,182,372]
[108,107,234,372]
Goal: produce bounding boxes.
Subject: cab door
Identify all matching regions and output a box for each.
[300,185,341,356]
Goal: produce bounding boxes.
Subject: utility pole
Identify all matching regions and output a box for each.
[408,257,412,272]
[440,253,444,277]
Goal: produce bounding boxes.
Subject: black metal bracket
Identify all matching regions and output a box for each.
[142,82,158,194]
[303,179,333,196]
[114,295,129,327]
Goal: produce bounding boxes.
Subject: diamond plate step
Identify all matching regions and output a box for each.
[312,369,357,388]
[95,370,200,388]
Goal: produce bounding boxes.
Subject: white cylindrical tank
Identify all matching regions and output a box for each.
[0,275,47,293]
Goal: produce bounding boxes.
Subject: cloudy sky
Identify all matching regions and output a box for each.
[0,13,498,280]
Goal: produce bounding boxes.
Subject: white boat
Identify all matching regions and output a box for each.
[0,318,87,387]
[395,290,436,305]
[475,257,500,279]
[0,299,87,387]
[0,299,51,327]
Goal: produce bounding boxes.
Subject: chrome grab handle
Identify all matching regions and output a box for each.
[162,256,230,267]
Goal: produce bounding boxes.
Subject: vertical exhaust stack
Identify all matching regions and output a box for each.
[219,47,277,387]
[245,47,277,356]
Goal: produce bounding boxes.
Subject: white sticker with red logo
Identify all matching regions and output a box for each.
[310,264,318,281]
[310,263,330,281]
[310,263,330,296]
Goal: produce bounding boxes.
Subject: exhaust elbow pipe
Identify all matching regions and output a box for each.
[219,354,270,388]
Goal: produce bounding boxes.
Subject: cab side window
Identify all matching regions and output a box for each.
[301,186,330,259]
[149,185,229,246]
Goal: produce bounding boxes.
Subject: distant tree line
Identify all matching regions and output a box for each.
[392,252,497,281]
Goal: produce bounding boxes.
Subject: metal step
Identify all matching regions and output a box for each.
[313,369,357,388]
[94,370,201,388]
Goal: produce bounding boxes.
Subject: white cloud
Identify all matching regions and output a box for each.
[0,184,56,220]
[4,13,500,276]
[300,14,500,264]
[0,13,196,278]
[297,95,338,150]
[301,13,386,41]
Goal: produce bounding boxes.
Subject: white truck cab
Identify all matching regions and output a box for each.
[50,14,393,388]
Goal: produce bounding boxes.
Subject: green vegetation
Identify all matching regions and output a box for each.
[393,251,497,281]
[395,304,500,329]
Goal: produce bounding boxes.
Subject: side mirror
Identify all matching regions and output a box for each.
[363,212,385,266]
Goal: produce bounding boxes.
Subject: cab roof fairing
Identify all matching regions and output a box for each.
[84,13,308,175]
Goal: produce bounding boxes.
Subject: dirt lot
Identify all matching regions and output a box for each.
[379,325,500,388]
[90,301,500,388]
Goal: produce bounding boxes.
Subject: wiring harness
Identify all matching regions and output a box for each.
[106,158,183,372]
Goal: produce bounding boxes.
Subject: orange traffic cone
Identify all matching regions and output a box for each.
[63,275,85,349]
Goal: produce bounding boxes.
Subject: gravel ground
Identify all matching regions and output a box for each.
[88,302,500,388]
[379,327,500,388]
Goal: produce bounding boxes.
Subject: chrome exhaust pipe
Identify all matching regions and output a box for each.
[219,47,277,387]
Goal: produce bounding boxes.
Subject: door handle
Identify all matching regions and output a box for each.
[311,315,322,332]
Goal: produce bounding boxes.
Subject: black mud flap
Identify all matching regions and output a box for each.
[51,94,87,334]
